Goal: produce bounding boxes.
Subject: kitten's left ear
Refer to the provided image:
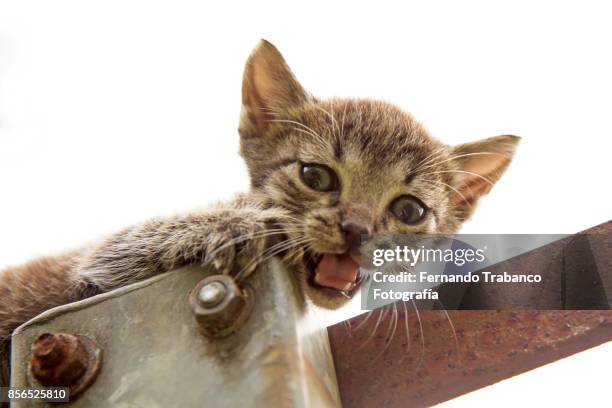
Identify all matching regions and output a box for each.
[240,39,312,138]
[449,135,520,216]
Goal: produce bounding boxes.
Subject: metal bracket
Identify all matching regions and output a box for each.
[10,259,340,407]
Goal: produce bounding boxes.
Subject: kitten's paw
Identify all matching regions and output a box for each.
[204,220,273,279]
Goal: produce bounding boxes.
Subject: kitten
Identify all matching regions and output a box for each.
[0,40,519,386]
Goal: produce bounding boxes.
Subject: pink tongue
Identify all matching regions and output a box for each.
[314,253,359,291]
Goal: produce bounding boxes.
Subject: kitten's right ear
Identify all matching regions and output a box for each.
[239,39,312,138]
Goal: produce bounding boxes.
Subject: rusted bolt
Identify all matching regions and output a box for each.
[30,332,102,398]
[189,275,254,338]
[31,332,63,368]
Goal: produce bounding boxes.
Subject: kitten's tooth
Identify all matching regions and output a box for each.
[342,282,354,292]
[314,273,323,285]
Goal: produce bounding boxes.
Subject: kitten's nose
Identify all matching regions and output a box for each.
[341,220,372,250]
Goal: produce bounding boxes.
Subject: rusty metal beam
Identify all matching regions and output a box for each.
[328,221,612,407]
[329,310,612,407]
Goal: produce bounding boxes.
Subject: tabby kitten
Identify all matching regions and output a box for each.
[0,40,519,386]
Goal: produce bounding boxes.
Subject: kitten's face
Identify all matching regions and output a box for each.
[239,41,519,308]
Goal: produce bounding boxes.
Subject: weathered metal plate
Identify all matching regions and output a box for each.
[11,259,340,407]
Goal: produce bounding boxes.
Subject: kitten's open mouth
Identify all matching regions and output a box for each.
[305,251,364,298]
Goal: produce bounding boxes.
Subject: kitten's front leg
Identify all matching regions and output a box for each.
[77,202,291,293]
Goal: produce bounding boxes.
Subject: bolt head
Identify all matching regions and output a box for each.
[33,333,59,358]
[197,281,227,307]
[32,333,63,367]
[189,275,254,338]
[30,333,102,397]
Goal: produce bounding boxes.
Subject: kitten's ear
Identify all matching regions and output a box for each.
[239,39,312,138]
[449,135,520,215]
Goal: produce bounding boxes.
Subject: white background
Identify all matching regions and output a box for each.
[1,1,611,406]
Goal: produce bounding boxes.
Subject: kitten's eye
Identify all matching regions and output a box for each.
[389,195,427,224]
[300,163,339,192]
